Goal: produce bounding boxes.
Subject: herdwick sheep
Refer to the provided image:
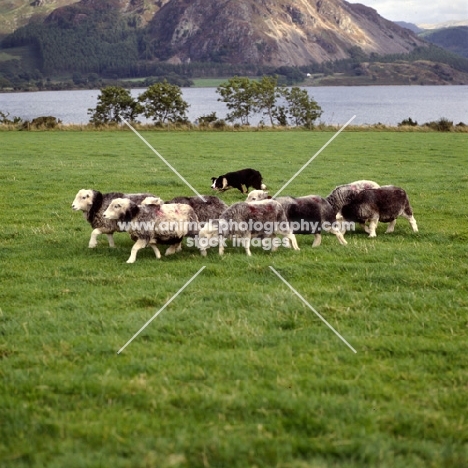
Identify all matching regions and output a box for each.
[103,197,199,263]
[326,180,381,216]
[325,180,381,233]
[340,185,418,237]
[211,168,266,194]
[246,190,347,247]
[198,199,299,256]
[71,189,154,248]
[166,195,228,224]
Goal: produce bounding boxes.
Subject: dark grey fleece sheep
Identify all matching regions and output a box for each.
[166,195,228,224]
[198,199,299,256]
[275,195,347,246]
[103,197,199,263]
[326,180,380,216]
[246,191,347,246]
[340,185,418,237]
[71,189,155,248]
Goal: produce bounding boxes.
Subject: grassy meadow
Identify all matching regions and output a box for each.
[0,129,467,467]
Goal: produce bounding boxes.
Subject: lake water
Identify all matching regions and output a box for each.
[0,85,467,126]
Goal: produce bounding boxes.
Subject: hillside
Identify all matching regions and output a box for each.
[1,0,468,89]
[420,27,468,59]
[146,0,426,66]
[0,0,80,38]
[1,0,425,71]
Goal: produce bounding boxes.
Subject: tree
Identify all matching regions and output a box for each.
[216,76,257,125]
[281,87,323,129]
[88,86,141,125]
[138,80,189,125]
[217,76,323,128]
[252,76,280,126]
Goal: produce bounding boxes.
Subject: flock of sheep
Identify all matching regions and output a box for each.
[71,178,418,263]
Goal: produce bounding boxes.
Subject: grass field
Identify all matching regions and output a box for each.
[1,129,467,467]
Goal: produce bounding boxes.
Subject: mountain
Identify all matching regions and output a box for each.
[2,0,468,89]
[417,20,468,30]
[419,27,468,59]
[0,0,80,38]
[146,0,426,66]
[2,0,426,69]
[394,21,423,34]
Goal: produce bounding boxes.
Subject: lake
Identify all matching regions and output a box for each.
[0,85,467,126]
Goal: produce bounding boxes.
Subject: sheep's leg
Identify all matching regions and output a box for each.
[166,243,181,256]
[400,214,419,232]
[269,236,282,252]
[385,219,397,234]
[312,233,322,247]
[286,233,300,251]
[362,223,370,234]
[148,242,161,259]
[88,228,102,248]
[126,238,147,263]
[218,236,225,255]
[243,236,252,256]
[106,233,116,248]
[333,229,348,246]
[368,218,379,237]
[338,220,348,234]
[409,216,418,232]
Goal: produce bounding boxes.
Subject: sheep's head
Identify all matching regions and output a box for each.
[72,189,94,211]
[246,190,269,202]
[103,198,131,220]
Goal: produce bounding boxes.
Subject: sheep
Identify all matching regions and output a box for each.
[340,185,418,237]
[103,197,199,263]
[71,189,155,248]
[246,190,347,247]
[197,199,299,256]
[326,180,381,216]
[166,195,228,224]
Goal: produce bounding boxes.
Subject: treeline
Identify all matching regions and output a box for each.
[2,9,140,76]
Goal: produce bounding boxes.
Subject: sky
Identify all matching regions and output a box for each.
[345,0,468,26]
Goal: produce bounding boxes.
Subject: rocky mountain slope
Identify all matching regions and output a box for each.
[0,0,79,37]
[2,0,426,67]
[3,0,468,88]
[146,0,426,66]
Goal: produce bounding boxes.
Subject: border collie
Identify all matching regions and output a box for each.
[211,168,266,194]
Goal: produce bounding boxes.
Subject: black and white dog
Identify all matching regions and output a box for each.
[211,168,266,194]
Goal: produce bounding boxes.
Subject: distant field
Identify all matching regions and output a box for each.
[1,130,467,467]
[191,78,228,88]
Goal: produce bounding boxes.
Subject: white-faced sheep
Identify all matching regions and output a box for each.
[246,190,347,247]
[71,189,155,248]
[340,186,418,237]
[166,195,228,224]
[197,199,299,256]
[103,197,199,263]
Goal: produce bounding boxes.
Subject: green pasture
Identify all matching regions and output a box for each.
[0,130,467,467]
